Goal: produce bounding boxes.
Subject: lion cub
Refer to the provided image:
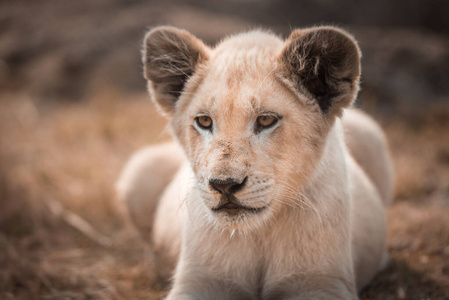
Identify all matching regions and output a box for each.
[117,26,394,299]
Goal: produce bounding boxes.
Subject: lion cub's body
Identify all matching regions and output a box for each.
[117,27,394,299]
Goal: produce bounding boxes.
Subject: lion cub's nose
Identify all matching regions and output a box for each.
[209,177,248,195]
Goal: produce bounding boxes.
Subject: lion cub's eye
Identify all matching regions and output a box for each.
[256,114,279,132]
[195,116,213,130]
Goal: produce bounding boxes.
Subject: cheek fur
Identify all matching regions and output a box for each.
[186,127,215,179]
[265,117,324,186]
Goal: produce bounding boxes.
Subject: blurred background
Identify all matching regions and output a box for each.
[0,0,448,299]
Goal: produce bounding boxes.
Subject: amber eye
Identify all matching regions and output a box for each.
[257,115,278,130]
[195,116,213,130]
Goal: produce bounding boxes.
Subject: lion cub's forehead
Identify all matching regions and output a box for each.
[210,31,283,74]
[194,31,284,114]
[213,30,283,54]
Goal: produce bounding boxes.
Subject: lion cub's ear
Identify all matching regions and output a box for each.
[143,26,209,115]
[278,27,361,117]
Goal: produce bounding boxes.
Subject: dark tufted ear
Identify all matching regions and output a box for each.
[143,26,209,115]
[278,26,361,117]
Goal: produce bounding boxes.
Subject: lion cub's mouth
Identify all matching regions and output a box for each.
[211,198,266,215]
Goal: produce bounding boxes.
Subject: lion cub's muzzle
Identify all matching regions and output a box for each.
[209,177,266,215]
[209,177,248,195]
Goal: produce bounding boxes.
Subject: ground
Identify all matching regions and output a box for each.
[0,90,448,299]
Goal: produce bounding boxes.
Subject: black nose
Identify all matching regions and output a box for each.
[209,177,248,195]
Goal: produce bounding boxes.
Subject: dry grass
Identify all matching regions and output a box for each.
[360,107,449,300]
[0,90,168,299]
[0,91,448,299]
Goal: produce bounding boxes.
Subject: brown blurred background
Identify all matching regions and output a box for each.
[0,0,448,299]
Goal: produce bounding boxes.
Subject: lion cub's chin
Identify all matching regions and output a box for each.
[205,198,273,232]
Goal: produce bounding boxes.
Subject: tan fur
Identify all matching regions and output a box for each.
[343,109,394,206]
[117,26,394,299]
[116,142,184,237]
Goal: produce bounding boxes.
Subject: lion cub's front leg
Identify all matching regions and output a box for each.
[263,258,359,300]
[166,259,359,300]
[166,286,255,300]
[270,279,358,300]
[164,228,262,300]
[165,270,258,300]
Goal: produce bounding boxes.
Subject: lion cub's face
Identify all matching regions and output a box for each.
[143,27,361,230]
[171,48,325,229]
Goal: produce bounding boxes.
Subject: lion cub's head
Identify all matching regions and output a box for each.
[143,26,361,230]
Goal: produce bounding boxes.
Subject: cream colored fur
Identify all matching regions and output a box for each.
[117,26,394,299]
